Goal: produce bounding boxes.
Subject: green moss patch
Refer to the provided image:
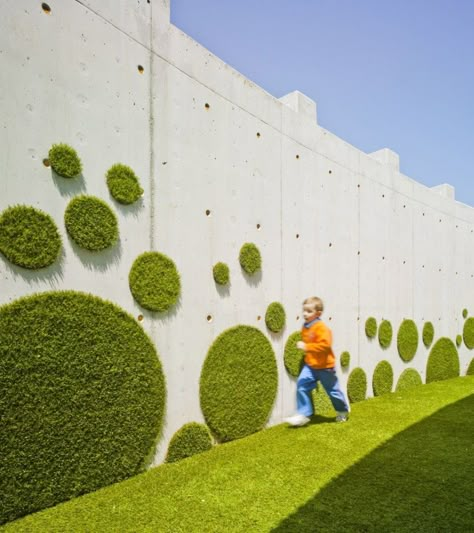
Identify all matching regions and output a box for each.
[165,423,213,464]
[347,367,367,403]
[239,243,261,275]
[467,359,474,375]
[456,334,462,347]
[0,291,165,525]
[395,368,423,392]
[462,308,468,319]
[397,319,419,362]
[311,383,336,417]
[213,262,230,285]
[0,205,61,269]
[340,351,350,369]
[48,143,82,178]
[64,195,118,251]
[463,317,474,349]
[426,337,460,383]
[378,320,392,349]
[372,360,394,396]
[365,317,377,339]
[129,251,181,313]
[283,331,303,377]
[106,163,144,205]
[422,322,435,348]
[265,302,286,333]
[200,326,277,442]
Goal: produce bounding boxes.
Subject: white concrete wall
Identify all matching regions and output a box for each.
[1,0,473,464]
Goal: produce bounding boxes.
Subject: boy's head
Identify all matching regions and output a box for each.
[302,296,324,322]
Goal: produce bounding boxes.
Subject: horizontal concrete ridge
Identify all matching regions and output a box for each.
[431,183,455,200]
[279,91,317,122]
[369,148,400,171]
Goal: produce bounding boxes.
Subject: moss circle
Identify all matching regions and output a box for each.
[397,319,419,362]
[165,423,213,464]
[200,325,277,442]
[378,320,393,349]
[239,242,262,275]
[129,251,181,313]
[395,368,423,392]
[456,334,462,347]
[462,308,468,319]
[0,291,165,525]
[0,205,61,269]
[372,360,394,396]
[347,367,367,403]
[426,337,460,383]
[467,358,474,376]
[463,317,474,349]
[283,331,303,377]
[48,143,82,178]
[106,163,144,205]
[365,317,377,339]
[340,351,350,369]
[265,302,286,333]
[422,322,435,348]
[311,383,335,417]
[64,195,118,251]
[213,262,230,285]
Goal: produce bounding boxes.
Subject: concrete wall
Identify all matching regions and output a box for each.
[1,0,473,464]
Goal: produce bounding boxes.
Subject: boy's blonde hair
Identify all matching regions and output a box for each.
[303,296,324,313]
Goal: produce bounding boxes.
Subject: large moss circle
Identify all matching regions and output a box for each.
[284,331,303,377]
[397,319,419,362]
[129,252,181,312]
[48,143,82,178]
[265,302,286,333]
[200,326,277,442]
[463,317,474,349]
[395,369,422,392]
[165,423,213,464]
[426,337,460,383]
[422,322,435,348]
[0,291,165,525]
[467,359,474,375]
[106,163,144,205]
[347,367,367,403]
[378,320,393,349]
[372,360,394,396]
[64,195,118,251]
[0,205,61,269]
[365,317,377,339]
[239,243,262,275]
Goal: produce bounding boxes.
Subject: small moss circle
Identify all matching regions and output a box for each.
[365,317,377,339]
[372,360,394,396]
[165,423,213,464]
[48,143,82,178]
[0,205,61,269]
[106,163,144,205]
[463,317,474,349]
[467,358,474,375]
[200,325,277,442]
[239,243,262,275]
[347,367,367,403]
[397,319,419,362]
[395,368,423,392]
[378,320,393,349]
[462,308,468,319]
[283,331,303,377]
[456,334,462,347]
[422,322,435,348]
[340,351,350,369]
[129,252,181,313]
[426,337,460,383]
[213,262,230,285]
[265,302,286,333]
[65,195,118,251]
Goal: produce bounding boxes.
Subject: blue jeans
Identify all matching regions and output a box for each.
[297,364,350,417]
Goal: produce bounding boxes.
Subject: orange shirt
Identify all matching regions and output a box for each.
[301,319,335,369]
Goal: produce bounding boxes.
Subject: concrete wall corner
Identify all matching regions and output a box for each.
[279,90,317,123]
[369,148,400,172]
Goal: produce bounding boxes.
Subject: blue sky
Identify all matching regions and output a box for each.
[171,1,474,207]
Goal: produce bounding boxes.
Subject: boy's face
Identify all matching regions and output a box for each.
[303,303,320,322]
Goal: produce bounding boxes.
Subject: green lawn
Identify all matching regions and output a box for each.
[4,377,474,532]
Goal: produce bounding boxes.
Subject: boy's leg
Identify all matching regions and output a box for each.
[296,364,318,417]
[318,368,350,414]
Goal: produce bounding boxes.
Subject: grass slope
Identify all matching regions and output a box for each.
[4,377,474,533]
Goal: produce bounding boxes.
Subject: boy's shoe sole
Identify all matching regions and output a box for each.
[285,414,310,427]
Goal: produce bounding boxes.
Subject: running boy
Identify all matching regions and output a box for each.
[285,296,350,426]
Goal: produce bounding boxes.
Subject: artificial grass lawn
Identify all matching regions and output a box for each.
[4,377,473,532]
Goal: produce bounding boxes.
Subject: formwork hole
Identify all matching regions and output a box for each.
[296,154,300,159]
[43,158,51,167]
[296,316,300,321]
[256,223,261,230]
[42,3,51,14]
[256,132,261,138]
[329,242,332,247]
[329,170,332,174]
[207,315,213,322]
[205,103,210,109]
[257,315,261,321]
[296,234,300,239]
[138,314,144,322]
[137,65,144,74]
[205,209,211,216]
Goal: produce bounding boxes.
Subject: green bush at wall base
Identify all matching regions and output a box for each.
[365,317,377,339]
[213,262,230,285]
[378,320,393,349]
[467,359,474,375]
[129,252,181,312]
[283,331,303,377]
[347,368,367,403]
[426,337,460,383]
[106,163,144,205]
[239,243,261,275]
[422,322,435,348]
[340,351,350,369]
[311,383,336,417]
[265,302,286,333]
[48,143,82,178]
[395,368,423,392]
[0,205,61,269]
[463,317,474,349]
[397,319,419,362]
[165,423,213,463]
[372,360,394,396]
[65,195,118,251]
[0,291,165,526]
[200,326,277,442]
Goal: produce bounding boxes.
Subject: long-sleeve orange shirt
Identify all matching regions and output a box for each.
[301,318,335,369]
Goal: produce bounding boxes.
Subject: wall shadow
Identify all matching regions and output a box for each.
[272,394,474,532]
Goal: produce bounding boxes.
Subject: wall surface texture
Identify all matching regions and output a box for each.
[1,0,473,464]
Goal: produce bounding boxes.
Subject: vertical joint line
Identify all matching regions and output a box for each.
[149,6,155,251]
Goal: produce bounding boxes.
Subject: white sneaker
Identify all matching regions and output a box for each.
[285,414,310,427]
[336,412,349,423]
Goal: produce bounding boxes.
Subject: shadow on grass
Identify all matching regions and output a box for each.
[273,394,474,532]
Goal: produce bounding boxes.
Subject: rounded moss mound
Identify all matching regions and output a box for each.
[347,367,367,403]
[265,302,286,333]
[239,243,261,275]
[372,360,394,396]
[284,331,303,377]
[378,320,393,349]
[64,195,118,251]
[395,368,423,392]
[0,291,165,525]
[106,163,144,205]
[426,337,460,383]
[213,262,230,286]
[462,308,468,319]
[467,358,474,376]
[48,143,82,178]
[463,317,474,349]
[129,252,181,313]
[200,325,277,442]
[340,351,350,369]
[365,317,377,339]
[311,383,335,417]
[422,322,435,348]
[0,205,61,269]
[456,334,462,347]
[397,319,419,362]
[165,423,213,464]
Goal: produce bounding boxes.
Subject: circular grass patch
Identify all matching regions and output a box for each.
[200,325,277,442]
[422,322,435,348]
[65,195,118,251]
[129,252,181,313]
[467,358,474,376]
[365,317,377,339]
[340,351,350,369]
[347,367,367,403]
[463,317,474,349]
[48,143,82,178]
[456,334,462,347]
[395,368,423,392]
[397,319,419,362]
[426,337,460,383]
[311,383,335,417]
[283,331,303,377]
[165,423,213,464]
[265,302,286,333]
[213,262,230,285]
[239,243,261,275]
[372,360,394,396]
[0,205,61,269]
[0,291,165,525]
[378,320,393,349]
[106,163,144,205]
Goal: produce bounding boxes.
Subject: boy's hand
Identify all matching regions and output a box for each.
[296,341,306,350]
